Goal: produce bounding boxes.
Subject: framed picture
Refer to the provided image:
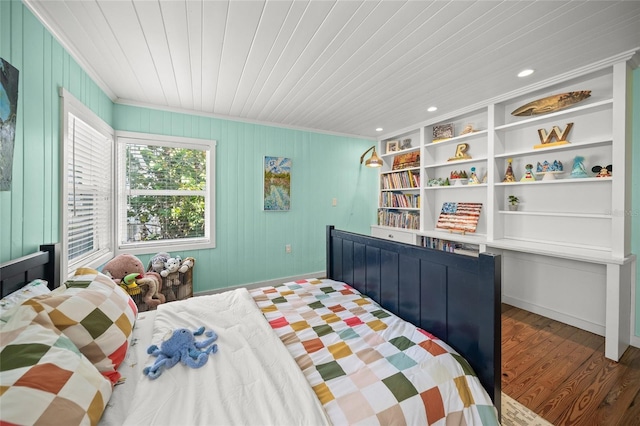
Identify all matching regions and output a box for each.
[0,58,19,191]
[386,140,399,153]
[433,123,454,142]
[263,156,291,211]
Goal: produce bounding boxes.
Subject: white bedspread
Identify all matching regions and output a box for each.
[121,288,330,426]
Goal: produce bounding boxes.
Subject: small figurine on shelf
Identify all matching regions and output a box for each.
[592,164,612,178]
[461,124,475,135]
[536,161,550,173]
[536,159,564,180]
[570,155,589,178]
[450,170,468,186]
[468,167,481,185]
[503,158,516,182]
[520,164,536,182]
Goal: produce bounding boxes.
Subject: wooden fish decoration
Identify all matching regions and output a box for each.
[511,90,591,116]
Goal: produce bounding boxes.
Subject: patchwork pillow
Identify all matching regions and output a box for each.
[0,304,112,426]
[23,268,138,384]
[0,279,50,318]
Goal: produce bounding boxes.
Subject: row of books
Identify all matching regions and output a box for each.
[377,209,420,230]
[380,170,420,189]
[420,237,479,257]
[379,192,420,208]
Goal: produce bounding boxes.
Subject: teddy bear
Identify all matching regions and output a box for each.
[102,253,165,308]
[143,326,218,379]
[159,256,182,287]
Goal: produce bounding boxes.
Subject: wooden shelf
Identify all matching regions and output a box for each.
[487,238,627,265]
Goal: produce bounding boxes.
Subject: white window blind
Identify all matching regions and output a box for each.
[61,88,114,278]
[67,114,112,267]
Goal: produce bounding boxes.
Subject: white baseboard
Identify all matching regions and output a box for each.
[502,295,606,337]
[194,271,326,296]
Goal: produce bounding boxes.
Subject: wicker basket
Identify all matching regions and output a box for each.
[130,260,194,312]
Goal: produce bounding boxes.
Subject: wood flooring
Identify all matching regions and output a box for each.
[501,304,640,426]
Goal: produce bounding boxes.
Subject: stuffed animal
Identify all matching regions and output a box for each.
[143,326,218,379]
[179,257,195,273]
[102,254,165,308]
[148,252,170,275]
[121,272,142,295]
[161,257,182,278]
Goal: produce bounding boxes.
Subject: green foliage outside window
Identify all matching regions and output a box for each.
[126,144,207,242]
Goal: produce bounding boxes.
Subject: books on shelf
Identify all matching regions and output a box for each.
[421,237,479,257]
[379,192,420,208]
[377,209,420,230]
[381,170,420,189]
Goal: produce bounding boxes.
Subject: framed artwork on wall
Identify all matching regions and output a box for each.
[263,156,291,211]
[0,58,19,191]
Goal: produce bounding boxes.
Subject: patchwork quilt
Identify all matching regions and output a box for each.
[251,279,499,426]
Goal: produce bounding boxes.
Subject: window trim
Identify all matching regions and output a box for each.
[60,88,115,279]
[115,131,216,255]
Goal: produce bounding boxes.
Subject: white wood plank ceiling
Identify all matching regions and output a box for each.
[25,0,640,139]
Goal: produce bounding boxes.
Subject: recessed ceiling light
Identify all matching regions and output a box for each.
[518,69,534,78]
[375,127,383,132]
[427,106,437,112]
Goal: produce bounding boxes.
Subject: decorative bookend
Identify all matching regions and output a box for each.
[535,122,573,149]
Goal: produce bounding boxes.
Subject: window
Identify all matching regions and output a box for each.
[116,131,216,254]
[60,88,114,278]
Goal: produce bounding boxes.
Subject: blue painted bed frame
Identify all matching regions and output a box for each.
[0,244,60,298]
[326,226,501,406]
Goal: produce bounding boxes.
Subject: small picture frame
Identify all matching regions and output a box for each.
[433,123,454,142]
[386,140,399,153]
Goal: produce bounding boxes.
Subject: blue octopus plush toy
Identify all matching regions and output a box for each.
[143,326,218,379]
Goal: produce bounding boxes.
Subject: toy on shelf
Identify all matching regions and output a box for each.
[536,159,564,180]
[570,156,589,178]
[468,167,481,185]
[450,170,468,186]
[503,158,516,183]
[592,164,612,178]
[520,164,536,182]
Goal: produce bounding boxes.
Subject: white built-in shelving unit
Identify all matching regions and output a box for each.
[371,50,638,361]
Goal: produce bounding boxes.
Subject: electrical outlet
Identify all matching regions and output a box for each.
[285,244,291,253]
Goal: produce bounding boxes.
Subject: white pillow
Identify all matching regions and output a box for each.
[0,279,50,317]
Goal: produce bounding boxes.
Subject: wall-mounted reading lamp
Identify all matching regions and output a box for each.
[360,146,383,168]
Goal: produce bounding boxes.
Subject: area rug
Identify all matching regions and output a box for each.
[501,393,554,426]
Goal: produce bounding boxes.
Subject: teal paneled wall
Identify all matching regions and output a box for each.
[633,67,640,336]
[0,0,112,262]
[2,0,377,294]
[114,105,377,292]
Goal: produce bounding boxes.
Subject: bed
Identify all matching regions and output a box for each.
[0,227,501,425]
